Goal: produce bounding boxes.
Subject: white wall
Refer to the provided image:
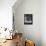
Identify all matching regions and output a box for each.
[41,0,46,46]
[13,0,41,46]
[0,0,16,30]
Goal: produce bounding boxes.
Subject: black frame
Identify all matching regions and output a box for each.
[24,14,33,25]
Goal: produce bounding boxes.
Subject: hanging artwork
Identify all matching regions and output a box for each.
[24,14,33,25]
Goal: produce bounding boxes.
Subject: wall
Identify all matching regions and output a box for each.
[0,0,16,30]
[41,0,46,46]
[13,0,41,46]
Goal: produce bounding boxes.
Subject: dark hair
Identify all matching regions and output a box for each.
[34,43,35,46]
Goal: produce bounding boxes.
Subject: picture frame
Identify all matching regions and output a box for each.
[24,14,33,25]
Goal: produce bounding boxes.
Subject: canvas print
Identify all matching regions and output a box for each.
[24,14,33,25]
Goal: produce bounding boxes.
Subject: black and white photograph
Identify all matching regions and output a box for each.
[24,14,33,25]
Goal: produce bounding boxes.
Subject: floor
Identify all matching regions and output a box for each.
[0,39,16,46]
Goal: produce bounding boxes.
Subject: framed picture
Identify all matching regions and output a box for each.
[24,14,33,25]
